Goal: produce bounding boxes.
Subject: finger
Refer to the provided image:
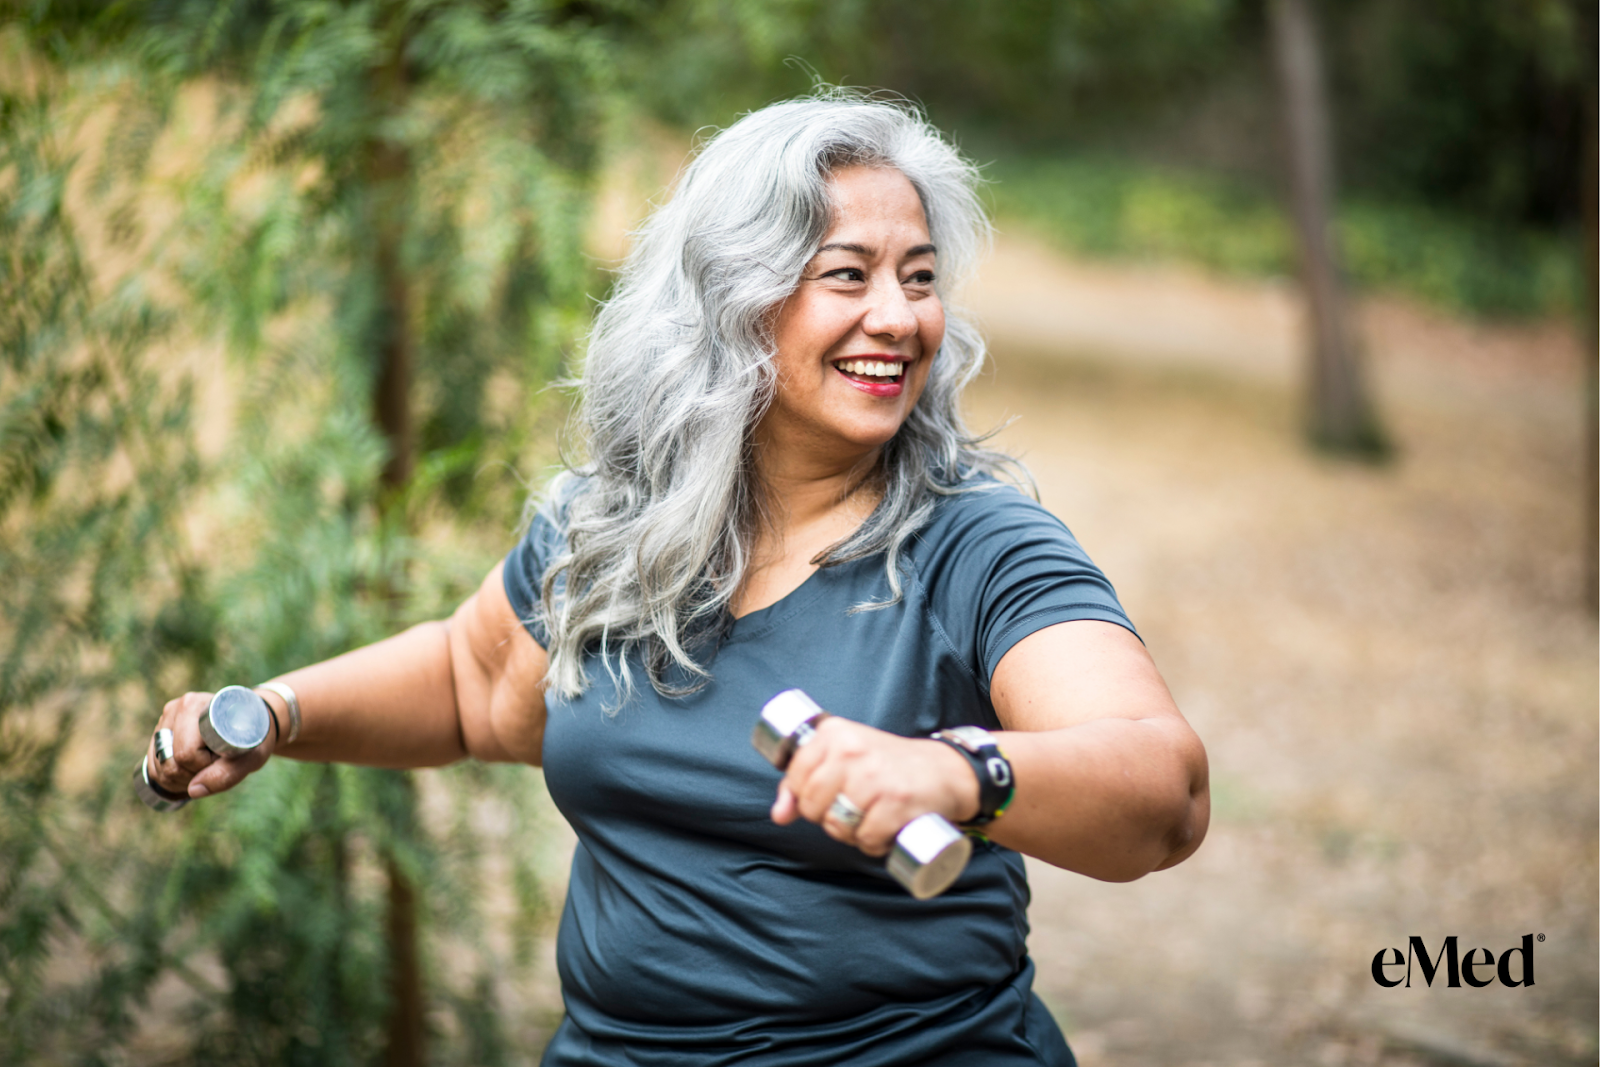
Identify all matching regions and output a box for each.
[782,723,827,791]
[148,695,201,792]
[820,792,868,847]
[145,731,187,793]
[771,783,799,825]
[789,718,869,824]
[791,757,848,826]
[153,693,189,745]
[188,747,269,799]
[778,736,825,818]
[786,712,856,776]
[171,692,218,776]
[851,802,900,858]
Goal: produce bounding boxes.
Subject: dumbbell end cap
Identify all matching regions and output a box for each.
[132,754,190,812]
[199,685,271,757]
[752,689,827,769]
[887,813,972,900]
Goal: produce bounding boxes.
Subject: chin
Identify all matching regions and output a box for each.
[837,418,911,454]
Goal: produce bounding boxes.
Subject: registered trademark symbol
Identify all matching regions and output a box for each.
[1537,933,1545,942]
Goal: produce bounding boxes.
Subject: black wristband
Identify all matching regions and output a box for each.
[256,690,282,747]
[930,726,1015,828]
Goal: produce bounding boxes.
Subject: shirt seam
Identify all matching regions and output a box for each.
[903,549,985,693]
[503,551,548,645]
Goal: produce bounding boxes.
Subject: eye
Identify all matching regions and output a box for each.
[906,270,936,286]
[821,267,866,282]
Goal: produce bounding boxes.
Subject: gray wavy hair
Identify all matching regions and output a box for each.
[536,90,1021,703]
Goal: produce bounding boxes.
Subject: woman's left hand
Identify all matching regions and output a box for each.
[770,717,979,856]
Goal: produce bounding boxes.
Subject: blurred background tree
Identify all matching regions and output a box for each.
[1269,0,1386,455]
[2,0,1592,1063]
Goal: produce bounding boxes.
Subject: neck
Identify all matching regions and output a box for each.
[753,440,882,538]
[729,437,884,618]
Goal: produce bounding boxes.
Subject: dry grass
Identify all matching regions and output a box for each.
[965,334,1595,1065]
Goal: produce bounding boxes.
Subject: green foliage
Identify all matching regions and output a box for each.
[618,0,1242,136]
[989,157,1288,276]
[1329,0,1590,230]
[1,73,201,1060]
[624,0,1586,259]
[2,1,610,1060]
[989,154,1581,319]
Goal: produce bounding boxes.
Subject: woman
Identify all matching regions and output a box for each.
[145,93,1209,1065]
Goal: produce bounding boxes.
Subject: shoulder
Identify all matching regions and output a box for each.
[515,472,591,556]
[908,475,1082,567]
[904,473,1111,615]
[502,474,589,639]
[904,474,1135,682]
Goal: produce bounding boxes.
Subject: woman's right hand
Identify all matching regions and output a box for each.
[771,716,979,857]
[145,691,277,800]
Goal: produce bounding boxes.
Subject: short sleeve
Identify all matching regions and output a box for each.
[501,508,566,649]
[914,483,1136,686]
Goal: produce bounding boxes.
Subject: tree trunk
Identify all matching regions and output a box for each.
[1268,0,1388,457]
[1580,4,1597,614]
[383,843,425,1067]
[369,140,414,497]
[365,27,426,1067]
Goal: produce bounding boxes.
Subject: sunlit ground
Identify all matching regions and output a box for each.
[963,275,1595,1065]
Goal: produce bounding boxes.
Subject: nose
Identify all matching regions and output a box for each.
[861,277,919,341]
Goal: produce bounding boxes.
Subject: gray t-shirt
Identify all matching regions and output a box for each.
[503,477,1133,1065]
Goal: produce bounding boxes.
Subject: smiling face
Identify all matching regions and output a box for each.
[757,165,945,476]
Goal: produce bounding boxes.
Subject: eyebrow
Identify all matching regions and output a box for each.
[814,242,938,258]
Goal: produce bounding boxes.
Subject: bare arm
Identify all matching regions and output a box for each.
[981,620,1209,880]
[773,620,1209,882]
[147,561,549,800]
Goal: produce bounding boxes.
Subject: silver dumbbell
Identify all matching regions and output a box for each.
[753,689,972,900]
[132,685,272,811]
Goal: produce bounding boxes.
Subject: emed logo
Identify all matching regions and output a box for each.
[1371,934,1539,988]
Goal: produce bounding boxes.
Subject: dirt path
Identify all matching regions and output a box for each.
[966,232,1585,403]
[960,241,1595,1066]
[520,238,1596,1066]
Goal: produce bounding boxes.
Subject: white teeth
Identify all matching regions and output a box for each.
[838,359,903,378]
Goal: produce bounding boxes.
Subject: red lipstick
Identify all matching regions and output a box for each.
[833,356,910,398]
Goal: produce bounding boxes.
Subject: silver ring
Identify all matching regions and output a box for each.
[828,793,864,830]
[154,727,175,764]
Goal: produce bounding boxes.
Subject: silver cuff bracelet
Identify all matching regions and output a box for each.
[256,681,302,745]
